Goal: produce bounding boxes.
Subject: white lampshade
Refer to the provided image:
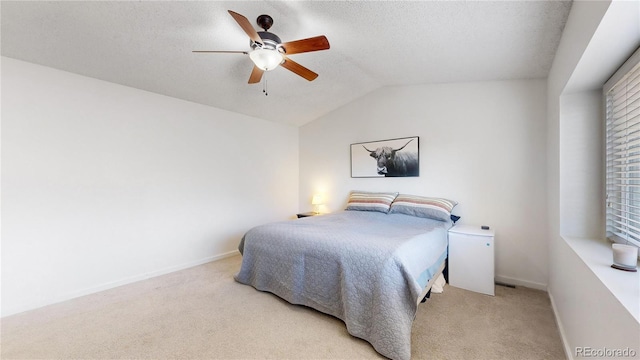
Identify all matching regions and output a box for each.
[311,194,324,205]
[249,48,283,71]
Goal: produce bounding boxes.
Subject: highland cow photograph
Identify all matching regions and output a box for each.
[351,136,419,178]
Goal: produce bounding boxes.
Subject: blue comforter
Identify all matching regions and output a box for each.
[235,210,449,360]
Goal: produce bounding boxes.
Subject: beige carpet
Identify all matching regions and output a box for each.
[1,255,566,359]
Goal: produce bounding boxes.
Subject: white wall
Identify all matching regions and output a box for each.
[559,90,603,238]
[299,79,548,289]
[1,57,299,316]
[547,0,640,358]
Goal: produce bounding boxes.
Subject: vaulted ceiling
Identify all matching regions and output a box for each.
[1,1,572,126]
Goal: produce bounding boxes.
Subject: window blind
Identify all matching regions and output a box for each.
[606,58,640,248]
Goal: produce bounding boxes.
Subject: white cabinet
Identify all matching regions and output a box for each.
[448,224,495,296]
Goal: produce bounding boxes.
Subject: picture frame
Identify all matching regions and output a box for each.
[350,136,419,178]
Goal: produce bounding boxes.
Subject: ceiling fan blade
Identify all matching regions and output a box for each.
[248,66,264,84]
[280,56,318,81]
[280,35,330,55]
[192,50,248,54]
[228,10,262,45]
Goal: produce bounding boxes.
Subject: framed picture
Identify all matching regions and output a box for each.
[350,136,419,178]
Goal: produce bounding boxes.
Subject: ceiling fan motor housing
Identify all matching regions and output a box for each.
[252,31,282,51]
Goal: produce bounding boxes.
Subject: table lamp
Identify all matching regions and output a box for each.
[311,194,323,214]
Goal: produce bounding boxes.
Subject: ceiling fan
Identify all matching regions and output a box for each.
[193,10,330,85]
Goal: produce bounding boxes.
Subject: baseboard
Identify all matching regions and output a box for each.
[2,250,240,317]
[549,291,574,360]
[494,275,547,291]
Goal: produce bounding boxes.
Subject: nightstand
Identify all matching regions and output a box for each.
[296,212,318,218]
[448,224,495,296]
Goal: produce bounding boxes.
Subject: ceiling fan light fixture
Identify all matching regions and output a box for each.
[249,48,283,71]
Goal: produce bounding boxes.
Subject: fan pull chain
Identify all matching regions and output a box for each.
[262,74,268,96]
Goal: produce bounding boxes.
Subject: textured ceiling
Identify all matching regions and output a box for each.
[1,1,572,126]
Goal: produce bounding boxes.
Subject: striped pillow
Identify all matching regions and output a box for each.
[389,194,457,222]
[345,191,399,213]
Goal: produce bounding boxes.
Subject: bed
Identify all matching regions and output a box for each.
[234,193,456,360]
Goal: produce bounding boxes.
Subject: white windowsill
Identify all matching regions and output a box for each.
[562,236,640,324]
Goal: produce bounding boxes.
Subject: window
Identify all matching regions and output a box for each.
[605,47,640,248]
